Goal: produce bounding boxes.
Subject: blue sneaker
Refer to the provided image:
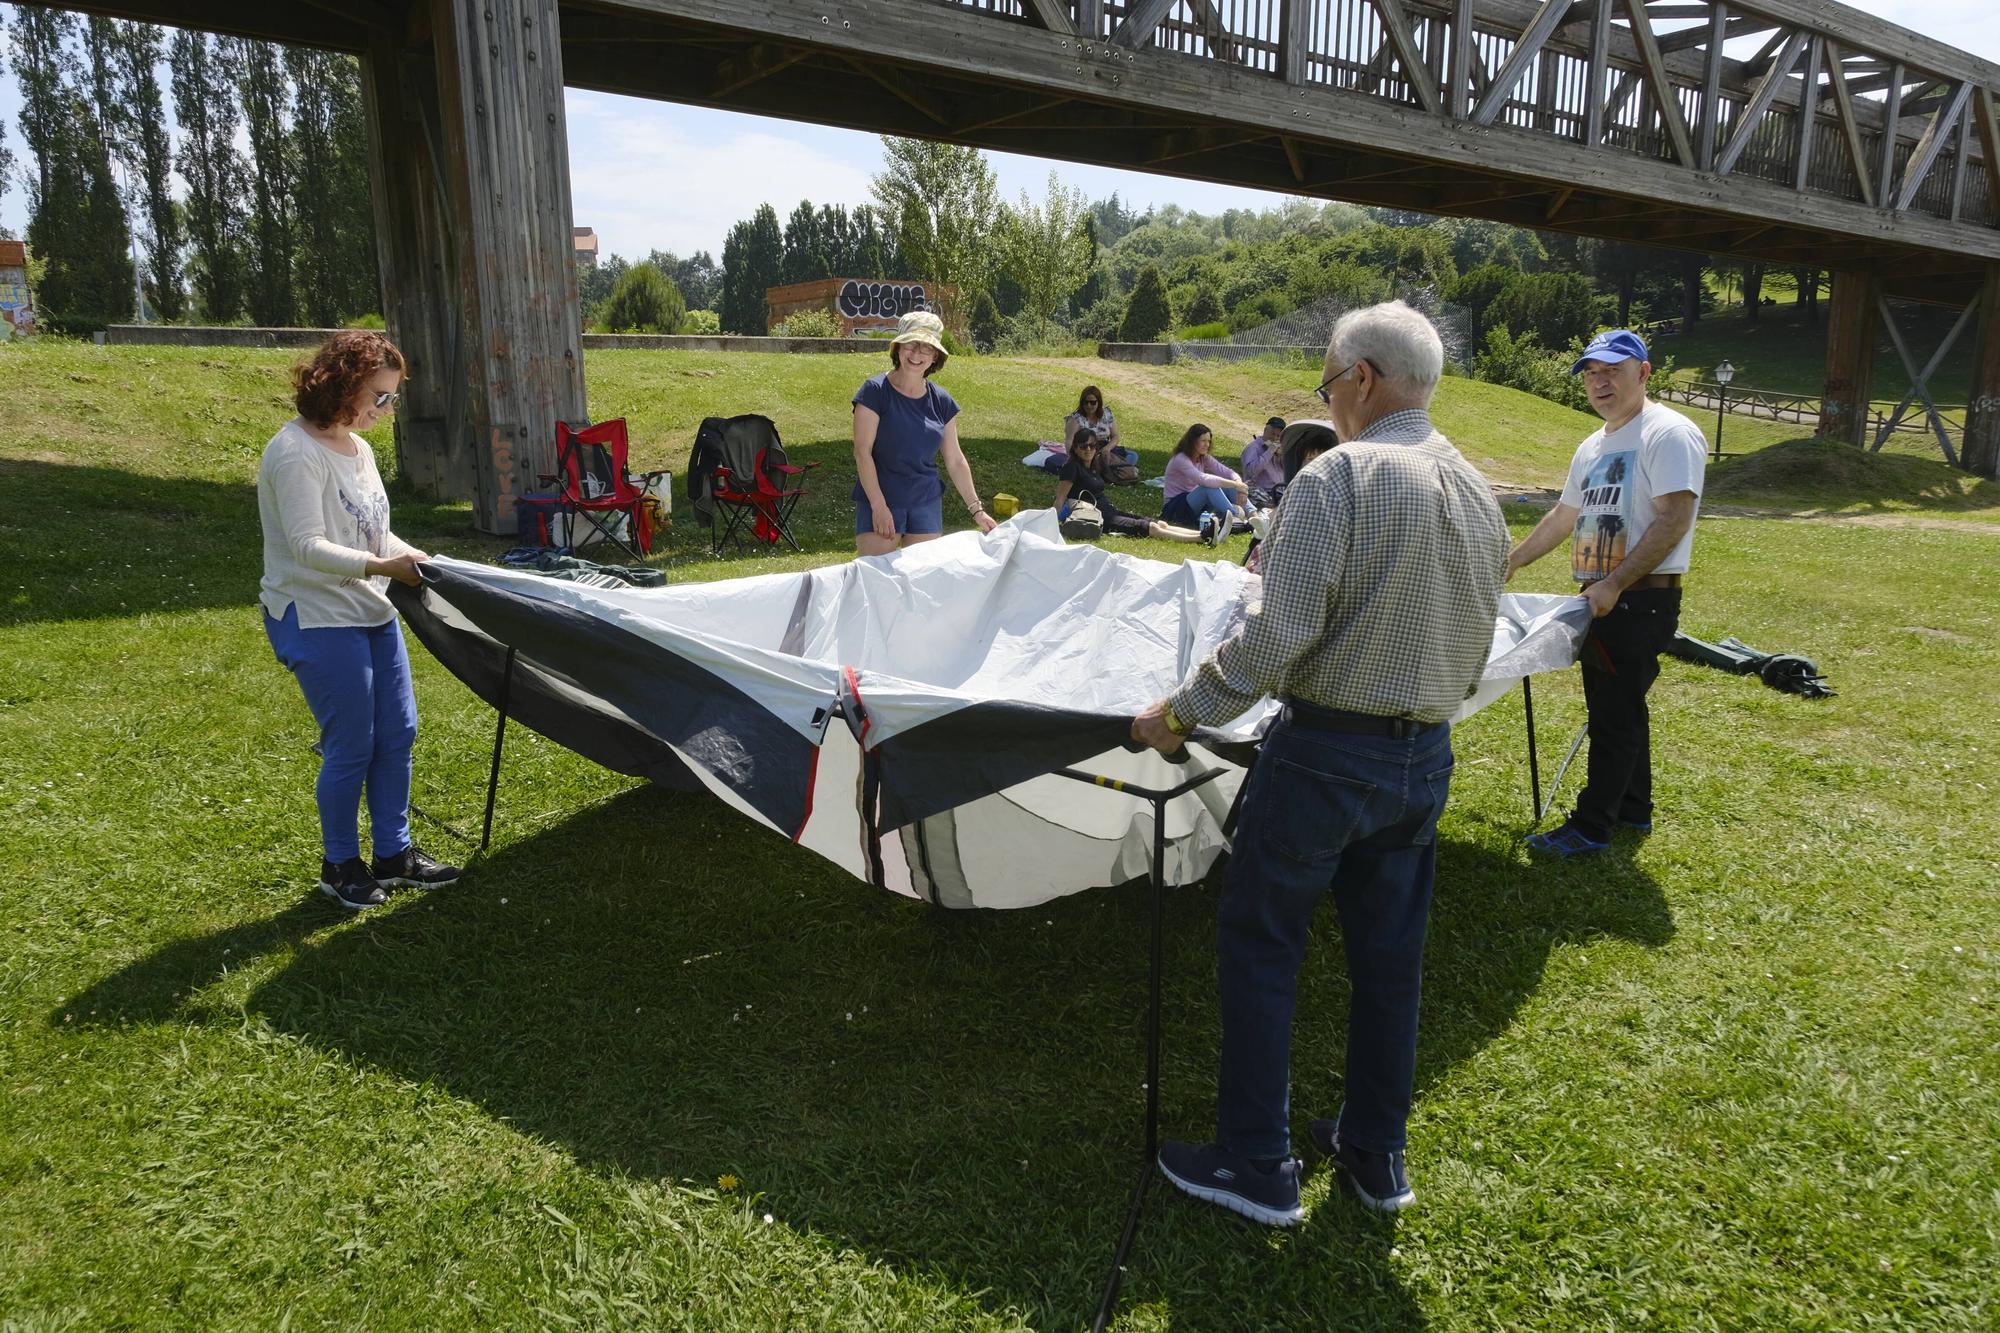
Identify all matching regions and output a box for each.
[1309,1120,1416,1213]
[1619,817,1653,834]
[1524,820,1610,857]
[1157,1139,1305,1227]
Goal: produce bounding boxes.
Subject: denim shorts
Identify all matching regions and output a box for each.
[855,492,944,536]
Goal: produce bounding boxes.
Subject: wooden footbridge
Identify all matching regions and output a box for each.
[53,0,2000,525]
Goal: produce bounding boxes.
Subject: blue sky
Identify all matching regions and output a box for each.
[2,0,1994,258]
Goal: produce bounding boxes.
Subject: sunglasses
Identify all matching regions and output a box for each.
[1313,359,1369,405]
[372,390,402,410]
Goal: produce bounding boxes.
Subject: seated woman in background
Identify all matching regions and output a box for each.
[1063,385,1138,475]
[1244,419,1338,574]
[1054,431,1207,544]
[1161,423,1251,540]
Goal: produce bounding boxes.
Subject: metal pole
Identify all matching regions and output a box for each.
[1055,760,1224,1333]
[480,647,517,852]
[1523,676,1541,819]
[1714,382,1726,460]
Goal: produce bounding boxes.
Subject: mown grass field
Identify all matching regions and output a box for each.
[2,339,1997,1330]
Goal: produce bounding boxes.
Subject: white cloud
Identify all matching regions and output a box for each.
[563,94,880,260]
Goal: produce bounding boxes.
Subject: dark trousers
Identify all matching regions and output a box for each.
[1214,714,1453,1160]
[1573,587,1682,839]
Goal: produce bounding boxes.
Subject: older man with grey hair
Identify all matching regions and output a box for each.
[1134,300,1508,1223]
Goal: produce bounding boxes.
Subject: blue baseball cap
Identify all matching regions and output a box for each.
[1570,329,1649,375]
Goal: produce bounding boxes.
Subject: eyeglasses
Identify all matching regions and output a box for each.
[1313,360,1364,406]
[372,390,402,410]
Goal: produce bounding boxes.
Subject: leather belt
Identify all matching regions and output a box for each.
[1280,698,1425,738]
[1580,573,1683,590]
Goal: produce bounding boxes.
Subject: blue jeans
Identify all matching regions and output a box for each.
[263,604,418,863]
[1215,712,1454,1160]
[1163,485,1236,527]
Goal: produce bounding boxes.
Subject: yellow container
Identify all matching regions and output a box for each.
[991,492,1019,519]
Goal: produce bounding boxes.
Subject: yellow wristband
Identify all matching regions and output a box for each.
[1161,701,1194,737]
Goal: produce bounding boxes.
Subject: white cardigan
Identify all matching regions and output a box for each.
[257,419,414,628]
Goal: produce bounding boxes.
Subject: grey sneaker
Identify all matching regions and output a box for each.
[371,845,462,888]
[1157,1139,1305,1227]
[1310,1119,1416,1213]
[319,858,388,911]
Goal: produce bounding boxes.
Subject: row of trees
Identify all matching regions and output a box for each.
[3,8,376,333]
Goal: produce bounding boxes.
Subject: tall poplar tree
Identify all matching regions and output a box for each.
[872,137,997,321]
[171,29,247,321]
[227,37,295,326]
[114,22,184,320]
[7,5,78,208]
[781,200,829,284]
[288,48,377,324]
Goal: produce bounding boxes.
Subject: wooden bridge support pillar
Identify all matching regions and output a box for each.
[362,0,586,534]
[1817,271,1878,446]
[1965,268,2000,479]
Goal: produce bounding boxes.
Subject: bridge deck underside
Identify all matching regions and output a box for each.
[554,0,1995,303]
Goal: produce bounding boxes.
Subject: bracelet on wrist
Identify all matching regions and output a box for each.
[1161,700,1195,737]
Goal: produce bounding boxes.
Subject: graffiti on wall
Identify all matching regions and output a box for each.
[0,270,34,339]
[836,280,929,324]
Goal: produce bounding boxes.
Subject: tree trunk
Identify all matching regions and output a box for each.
[1679,253,1704,333]
[1743,263,1764,324]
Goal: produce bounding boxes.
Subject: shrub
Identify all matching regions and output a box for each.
[1227,289,1293,334]
[1071,295,1124,343]
[1488,271,1596,349]
[679,309,721,335]
[601,262,686,334]
[968,288,1002,350]
[1473,327,1587,412]
[775,307,840,338]
[1118,264,1173,342]
[1176,320,1229,342]
[1183,284,1224,326]
[343,312,387,330]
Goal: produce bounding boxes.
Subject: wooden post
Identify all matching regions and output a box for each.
[363,33,473,503]
[1817,270,1877,446]
[361,0,586,534]
[1964,267,2000,478]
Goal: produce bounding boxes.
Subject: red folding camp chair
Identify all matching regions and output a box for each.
[710,444,817,555]
[543,418,665,560]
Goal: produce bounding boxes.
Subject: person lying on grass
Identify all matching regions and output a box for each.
[1052,431,1205,544]
[257,329,462,911]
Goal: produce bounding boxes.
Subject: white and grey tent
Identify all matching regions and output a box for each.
[396,512,1588,907]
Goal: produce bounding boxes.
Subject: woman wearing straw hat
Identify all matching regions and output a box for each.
[852,310,997,557]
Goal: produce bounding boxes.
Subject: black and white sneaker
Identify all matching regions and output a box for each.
[370,845,462,889]
[1198,513,1219,547]
[319,858,388,911]
[1157,1138,1305,1227]
[1311,1119,1416,1213]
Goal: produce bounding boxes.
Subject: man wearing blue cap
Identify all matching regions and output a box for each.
[1505,329,1706,856]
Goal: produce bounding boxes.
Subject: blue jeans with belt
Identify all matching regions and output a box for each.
[1215,709,1454,1160]
[263,604,418,863]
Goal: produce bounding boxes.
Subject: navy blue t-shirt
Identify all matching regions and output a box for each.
[852,373,961,506]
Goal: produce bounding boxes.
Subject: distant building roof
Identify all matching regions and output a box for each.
[572,227,598,256]
[0,240,27,268]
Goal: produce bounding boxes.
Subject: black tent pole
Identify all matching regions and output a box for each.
[1055,760,1222,1333]
[480,647,516,853]
[1523,676,1541,819]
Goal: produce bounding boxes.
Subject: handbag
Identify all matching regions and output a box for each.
[1059,496,1105,541]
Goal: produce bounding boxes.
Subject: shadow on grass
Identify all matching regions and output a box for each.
[64,777,1671,1330]
[1704,437,2000,518]
[0,457,503,629]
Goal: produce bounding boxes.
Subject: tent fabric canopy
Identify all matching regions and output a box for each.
[395,512,1589,909]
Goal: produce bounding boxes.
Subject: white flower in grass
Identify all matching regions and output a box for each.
[763,1213,773,1225]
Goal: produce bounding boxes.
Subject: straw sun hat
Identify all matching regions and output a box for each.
[890,310,949,368]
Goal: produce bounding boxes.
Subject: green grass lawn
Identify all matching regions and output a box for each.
[3,340,1998,1330]
[1655,302,1976,409]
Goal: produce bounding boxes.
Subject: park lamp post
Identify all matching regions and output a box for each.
[1713,359,1736,460]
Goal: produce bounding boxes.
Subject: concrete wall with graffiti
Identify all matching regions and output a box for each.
[0,241,36,340]
[765,277,958,336]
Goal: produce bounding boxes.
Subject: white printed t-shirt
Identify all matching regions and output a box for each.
[1559,399,1706,582]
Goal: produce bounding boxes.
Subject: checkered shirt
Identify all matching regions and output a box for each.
[1171,409,1509,728]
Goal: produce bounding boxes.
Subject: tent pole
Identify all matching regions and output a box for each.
[480,647,516,853]
[1523,677,1541,819]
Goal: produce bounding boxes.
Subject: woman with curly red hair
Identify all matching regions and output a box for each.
[257,330,459,910]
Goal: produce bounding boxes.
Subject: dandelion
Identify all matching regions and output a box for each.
[763,1213,773,1225]
[718,1174,739,1192]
